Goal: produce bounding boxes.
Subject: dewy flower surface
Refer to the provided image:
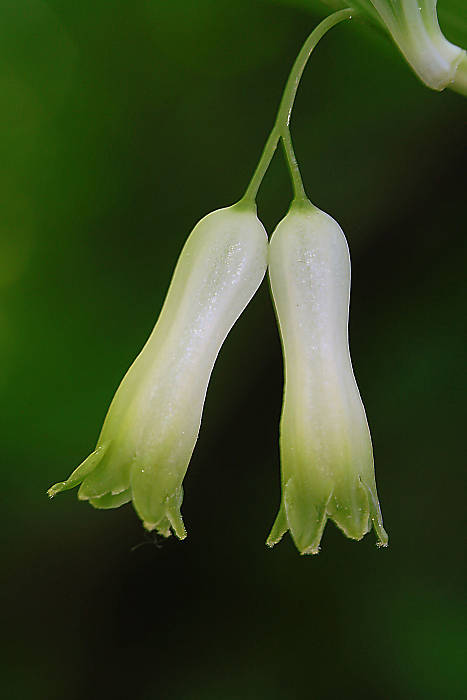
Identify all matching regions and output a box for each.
[267,198,388,554]
[48,202,268,536]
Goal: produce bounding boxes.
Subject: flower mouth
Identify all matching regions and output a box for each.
[47,442,188,539]
[267,475,388,555]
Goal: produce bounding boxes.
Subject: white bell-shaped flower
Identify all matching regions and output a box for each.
[267,198,388,554]
[49,202,268,537]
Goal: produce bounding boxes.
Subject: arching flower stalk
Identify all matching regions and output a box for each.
[48,203,268,537]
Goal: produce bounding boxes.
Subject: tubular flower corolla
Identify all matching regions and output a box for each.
[267,198,388,554]
[48,202,268,537]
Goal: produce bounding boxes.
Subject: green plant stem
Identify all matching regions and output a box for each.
[241,8,355,203]
[281,127,306,201]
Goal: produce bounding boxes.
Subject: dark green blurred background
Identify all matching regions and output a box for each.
[1,1,466,699]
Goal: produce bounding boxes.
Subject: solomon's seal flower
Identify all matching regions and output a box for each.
[48,202,268,537]
[267,198,388,554]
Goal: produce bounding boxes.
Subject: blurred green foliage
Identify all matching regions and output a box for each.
[1,1,465,699]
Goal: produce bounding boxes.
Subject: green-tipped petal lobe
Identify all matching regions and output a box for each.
[47,444,109,498]
[284,478,331,555]
[77,444,132,501]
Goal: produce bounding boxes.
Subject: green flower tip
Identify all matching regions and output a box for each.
[47,483,66,499]
[266,476,388,555]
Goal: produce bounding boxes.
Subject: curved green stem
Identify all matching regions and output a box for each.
[241,127,279,206]
[275,8,356,130]
[241,8,356,203]
[281,127,307,201]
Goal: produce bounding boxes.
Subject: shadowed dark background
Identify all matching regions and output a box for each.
[1,1,466,699]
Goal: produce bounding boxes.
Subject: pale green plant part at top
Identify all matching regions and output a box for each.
[48,203,268,536]
[370,0,466,91]
[320,0,467,91]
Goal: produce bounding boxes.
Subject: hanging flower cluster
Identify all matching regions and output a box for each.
[49,3,464,554]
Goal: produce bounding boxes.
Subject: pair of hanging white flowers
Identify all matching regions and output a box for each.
[49,2,465,554]
[49,192,387,554]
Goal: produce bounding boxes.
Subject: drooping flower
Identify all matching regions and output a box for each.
[49,202,268,537]
[267,198,388,554]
